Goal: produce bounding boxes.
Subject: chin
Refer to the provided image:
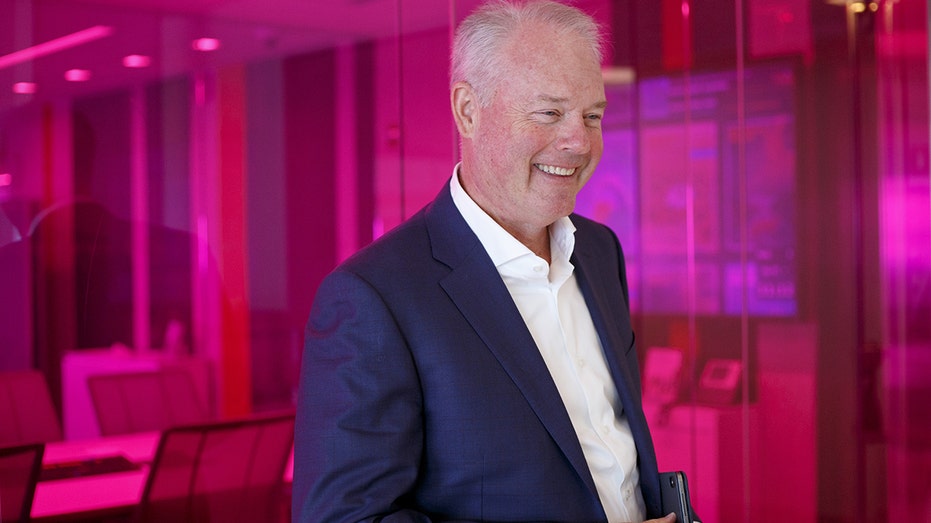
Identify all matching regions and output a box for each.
[547,201,577,221]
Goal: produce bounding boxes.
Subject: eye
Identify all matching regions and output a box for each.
[584,112,604,128]
[535,110,561,122]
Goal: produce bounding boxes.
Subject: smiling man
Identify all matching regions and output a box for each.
[451,5,607,262]
[293,1,673,522]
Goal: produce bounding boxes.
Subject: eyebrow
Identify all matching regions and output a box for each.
[535,95,607,110]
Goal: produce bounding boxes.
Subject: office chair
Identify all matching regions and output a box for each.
[137,411,295,523]
[88,369,209,436]
[0,371,63,446]
[0,442,45,523]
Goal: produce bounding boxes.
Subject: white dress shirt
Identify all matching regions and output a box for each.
[450,168,646,523]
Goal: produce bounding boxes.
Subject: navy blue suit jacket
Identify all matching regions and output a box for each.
[293,183,661,522]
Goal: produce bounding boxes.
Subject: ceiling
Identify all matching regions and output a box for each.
[5,0,908,114]
[0,0,481,110]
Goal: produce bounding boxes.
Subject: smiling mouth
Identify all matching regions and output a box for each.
[534,163,576,176]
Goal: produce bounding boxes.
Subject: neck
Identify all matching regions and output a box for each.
[504,223,551,264]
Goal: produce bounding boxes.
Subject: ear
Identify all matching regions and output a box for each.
[451,81,477,138]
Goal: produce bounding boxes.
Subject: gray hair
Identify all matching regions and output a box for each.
[450,0,605,106]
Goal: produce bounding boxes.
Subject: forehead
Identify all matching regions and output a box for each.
[503,22,599,71]
[497,25,604,102]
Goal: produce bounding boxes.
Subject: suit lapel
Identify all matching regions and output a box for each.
[572,227,662,517]
[425,186,661,515]
[424,186,600,498]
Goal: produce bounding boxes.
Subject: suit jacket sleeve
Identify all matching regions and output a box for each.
[292,268,437,523]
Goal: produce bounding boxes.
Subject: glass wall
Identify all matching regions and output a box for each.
[0,0,927,520]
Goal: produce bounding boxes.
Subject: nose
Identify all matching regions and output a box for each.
[557,116,593,155]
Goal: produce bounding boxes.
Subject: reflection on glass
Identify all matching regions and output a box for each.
[0,0,928,520]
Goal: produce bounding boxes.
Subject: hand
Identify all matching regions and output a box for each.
[641,514,701,523]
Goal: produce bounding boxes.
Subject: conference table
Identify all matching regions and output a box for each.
[32,432,294,521]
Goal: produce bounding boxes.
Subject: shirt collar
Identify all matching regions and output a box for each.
[449,163,576,269]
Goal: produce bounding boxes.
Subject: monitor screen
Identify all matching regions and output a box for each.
[575,62,797,316]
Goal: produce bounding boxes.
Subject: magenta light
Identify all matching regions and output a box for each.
[64,69,92,82]
[0,26,113,71]
[192,38,221,52]
[12,82,36,94]
[0,173,11,187]
[123,54,151,68]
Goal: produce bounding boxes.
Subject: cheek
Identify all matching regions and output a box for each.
[589,130,605,159]
[481,129,532,169]
[475,116,555,170]
[589,127,604,146]
[475,118,512,154]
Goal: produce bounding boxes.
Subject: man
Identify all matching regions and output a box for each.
[293,1,675,521]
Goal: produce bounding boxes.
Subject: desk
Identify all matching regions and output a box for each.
[32,431,294,521]
[32,432,158,521]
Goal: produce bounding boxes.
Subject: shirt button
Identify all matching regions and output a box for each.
[533,265,545,273]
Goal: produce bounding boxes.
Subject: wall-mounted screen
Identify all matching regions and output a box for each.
[576,63,797,316]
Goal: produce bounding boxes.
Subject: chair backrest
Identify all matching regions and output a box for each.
[0,443,45,523]
[138,411,295,523]
[0,371,63,446]
[88,369,208,436]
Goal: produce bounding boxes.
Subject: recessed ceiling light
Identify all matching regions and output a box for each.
[192,38,221,52]
[123,54,151,68]
[64,69,92,82]
[12,82,36,94]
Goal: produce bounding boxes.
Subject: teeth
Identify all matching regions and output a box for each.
[535,164,576,176]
